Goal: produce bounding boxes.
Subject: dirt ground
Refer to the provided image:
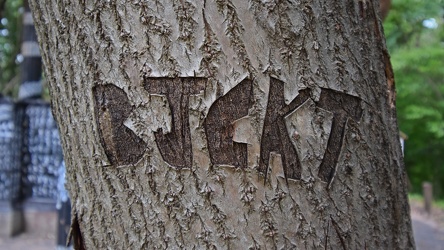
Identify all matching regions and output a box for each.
[0,200,443,249]
[410,199,444,250]
[0,233,57,250]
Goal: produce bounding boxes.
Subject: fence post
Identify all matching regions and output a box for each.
[422,182,433,215]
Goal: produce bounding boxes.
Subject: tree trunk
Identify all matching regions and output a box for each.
[29,0,414,249]
[379,0,391,20]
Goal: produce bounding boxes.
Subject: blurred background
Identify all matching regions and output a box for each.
[1,0,71,249]
[384,0,444,201]
[0,0,443,249]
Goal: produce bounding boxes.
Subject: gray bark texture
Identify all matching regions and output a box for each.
[29,0,414,249]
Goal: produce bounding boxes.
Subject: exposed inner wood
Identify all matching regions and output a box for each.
[144,78,206,168]
[259,78,310,181]
[93,84,147,166]
[204,79,253,168]
[317,88,362,183]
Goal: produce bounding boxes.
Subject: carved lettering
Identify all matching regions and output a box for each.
[93,84,146,166]
[96,78,362,186]
[259,78,311,180]
[259,80,362,184]
[204,79,253,167]
[316,88,362,183]
[143,78,206,168]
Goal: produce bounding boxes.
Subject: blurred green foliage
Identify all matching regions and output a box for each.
[0,0,22,96]
[384,0,444,197]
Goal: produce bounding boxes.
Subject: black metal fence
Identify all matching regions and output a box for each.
[0,97,63,202]
[0,99,22,201]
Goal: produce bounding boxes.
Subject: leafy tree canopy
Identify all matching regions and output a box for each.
[0,0,22,96]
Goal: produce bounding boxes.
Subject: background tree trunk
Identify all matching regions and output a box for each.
[29,0,414,249]
[379,0,391,20]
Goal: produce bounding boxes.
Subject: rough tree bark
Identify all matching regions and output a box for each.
[29,0,414,249]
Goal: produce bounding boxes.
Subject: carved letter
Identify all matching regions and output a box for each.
[259,78,310,180]
[93,84,147,166]
[204,79,253,167]
[144,78,206,168]
[259,80,362,184]
[316,88,362,183]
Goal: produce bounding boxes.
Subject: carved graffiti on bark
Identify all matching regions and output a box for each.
[204,79,253,168]
[143,78,206,168]
[260,79,362,183]
[93,84,147,166]
[316,89,362,183]
[94,78,362,184]
[259,78,311,181]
